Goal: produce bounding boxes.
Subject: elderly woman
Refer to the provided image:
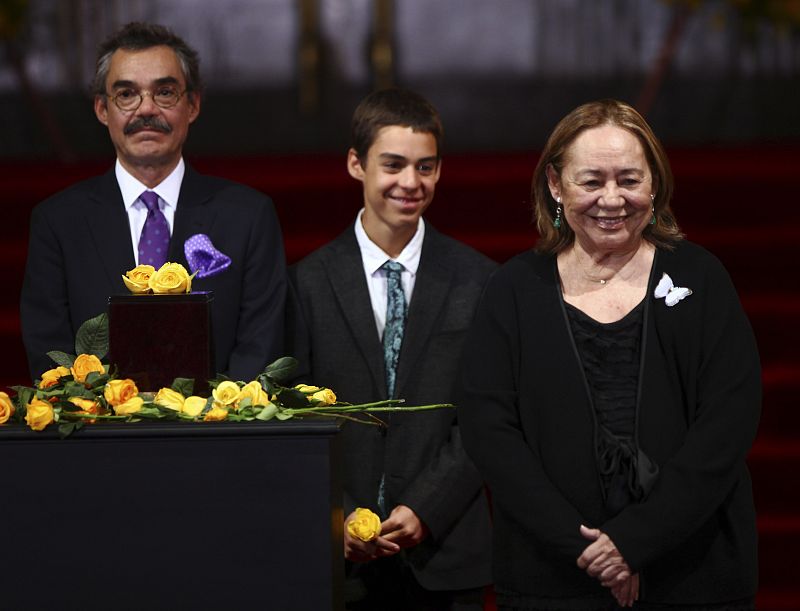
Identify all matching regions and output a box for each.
[457,100,760,610]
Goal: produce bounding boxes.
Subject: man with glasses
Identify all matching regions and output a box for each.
[20,22,287,381]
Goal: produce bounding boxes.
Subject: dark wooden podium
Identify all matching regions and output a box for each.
[0,420,343,610]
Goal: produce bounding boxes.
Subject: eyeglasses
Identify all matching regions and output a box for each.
[107,86,188,111]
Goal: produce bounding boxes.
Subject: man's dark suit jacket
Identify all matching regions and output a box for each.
[21,165,286,381]
[287,222,494,592]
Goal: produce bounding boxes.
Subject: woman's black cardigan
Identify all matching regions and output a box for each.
[457,240,761,604]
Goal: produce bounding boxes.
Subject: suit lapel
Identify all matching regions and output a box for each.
[323,229,387,396]
[395,228,453,398]
[85,170,136,288]
[169,166,219,263]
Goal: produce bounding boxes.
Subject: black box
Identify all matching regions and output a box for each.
[108,292,214,391]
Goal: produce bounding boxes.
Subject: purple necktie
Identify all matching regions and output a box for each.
[138,191,170,268]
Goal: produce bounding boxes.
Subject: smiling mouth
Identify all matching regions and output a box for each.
[389,195,422,206]
[592,216,627,229]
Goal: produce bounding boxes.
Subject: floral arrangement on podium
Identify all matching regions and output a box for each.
[1,314,451,437]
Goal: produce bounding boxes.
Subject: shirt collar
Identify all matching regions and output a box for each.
[116,158,185,210]
[354,209,425,276]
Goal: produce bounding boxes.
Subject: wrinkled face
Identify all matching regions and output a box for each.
[94,45,199,174]
[548,124,653,255]
[348,125,441,240]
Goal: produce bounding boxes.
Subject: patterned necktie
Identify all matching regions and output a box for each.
[138,191,170,268]
[381,260,407,399]
[378,260,407,516]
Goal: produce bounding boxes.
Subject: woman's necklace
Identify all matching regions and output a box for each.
[574,247,638,286]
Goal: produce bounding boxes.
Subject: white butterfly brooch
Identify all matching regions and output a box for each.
[654,273,693,307]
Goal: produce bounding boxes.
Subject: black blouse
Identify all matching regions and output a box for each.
[565,299,647,516]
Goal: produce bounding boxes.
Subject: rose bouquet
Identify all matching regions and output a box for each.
[3,314,452,438]
[122,262,194,294]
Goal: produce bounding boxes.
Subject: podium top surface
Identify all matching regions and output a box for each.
[108,291,213,305]
[0,418,341,441]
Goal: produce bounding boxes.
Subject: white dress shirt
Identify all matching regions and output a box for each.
[115,158,184,265]
[354,209,425,340]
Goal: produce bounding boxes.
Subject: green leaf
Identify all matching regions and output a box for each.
[135,405,166,419]
[171,378,195,397]
[275,410,293,421]
[257,374,279,396]
[276,388,309,409]
[62,380,90,396]
[75,313,109,358]
[84,371,110,388]
[11,386,35,411]
[255,403,278,421]
[58,420,86,439]
[263,357,298,383]
[47,351,75,368]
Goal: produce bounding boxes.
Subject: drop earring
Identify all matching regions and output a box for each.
[553,197,562,229]
[649,194,656,225]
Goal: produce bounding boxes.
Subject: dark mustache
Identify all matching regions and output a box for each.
[124,116,172,135]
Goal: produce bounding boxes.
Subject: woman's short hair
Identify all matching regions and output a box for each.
[532,99,683,253]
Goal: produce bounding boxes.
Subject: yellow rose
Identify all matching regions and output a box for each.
[68,397,103,423]
[122,264,156,294]
[182,396,207,417]
[238,381,271,408]
[203,405,229,422]
[25,398,55,431]
[212,381,241,407]
[154,387,185,411]
[38,366,70,389]
[311,388,337,405]
[69,397,102,414]
[104,379,139,407]
[295,384,320,394]
[148,262,193,294]
[71,354,105,383]
[347,508,382,542]
[0,391,15,424]
[114,396,143,415]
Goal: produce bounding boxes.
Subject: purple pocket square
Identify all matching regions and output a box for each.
[184,234,232,279]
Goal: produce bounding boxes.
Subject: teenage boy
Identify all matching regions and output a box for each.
[287,88,494,610]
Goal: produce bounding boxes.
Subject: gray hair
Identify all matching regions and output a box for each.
[92,22,202,99]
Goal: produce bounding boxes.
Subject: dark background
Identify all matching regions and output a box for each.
[1,1,798,607]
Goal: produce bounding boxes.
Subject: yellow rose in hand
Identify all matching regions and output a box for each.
[204,405,229,421]
[148,262,193,294]
[212,381,241,407]
[114,396,143,415]
[0,391,15,424]
[25,398,55,431]
[71,354,105,383]
[104,379,139,407]
[154,387,185,411]
[238,380,271,408]
[311,388,337,405]
[347,508,382,542]
[122,264,156,294]
[39,366,70,389]
[182,396,207,417]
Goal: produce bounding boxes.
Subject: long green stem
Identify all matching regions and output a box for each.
[281,402,453,416]
[60,413,128,421]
